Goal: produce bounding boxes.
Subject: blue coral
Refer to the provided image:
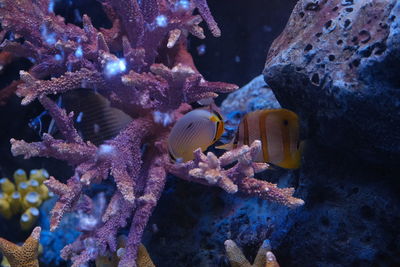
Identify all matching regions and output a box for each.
[39,198,80,265]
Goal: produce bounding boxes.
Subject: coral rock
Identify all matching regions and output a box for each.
[264,0,400,164]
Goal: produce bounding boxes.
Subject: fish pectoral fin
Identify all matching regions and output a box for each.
[215,142,233,150]
[299,140,307,154]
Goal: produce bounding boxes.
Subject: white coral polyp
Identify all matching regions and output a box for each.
[97,144,115,156]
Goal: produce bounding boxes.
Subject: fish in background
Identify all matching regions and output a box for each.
[217,108,301,169]
[168,105,224,162]
[29,89,132,146]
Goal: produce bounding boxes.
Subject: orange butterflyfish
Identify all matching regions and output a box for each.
[168,107,224,162]
[217,109,301,169]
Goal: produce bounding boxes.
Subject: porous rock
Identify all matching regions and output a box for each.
[274,141,400,266]
[264,0,400,164]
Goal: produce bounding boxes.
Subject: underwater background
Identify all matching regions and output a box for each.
[0,0,399,266]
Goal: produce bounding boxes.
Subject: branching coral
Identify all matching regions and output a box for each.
[0,0,304,266]
[169,140,304,208]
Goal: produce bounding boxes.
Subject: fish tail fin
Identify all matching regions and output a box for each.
[292,149,302,169]
[274,149,302,170]
[296,140,308,167]
[277,140,306,169]
[276,159,300,169]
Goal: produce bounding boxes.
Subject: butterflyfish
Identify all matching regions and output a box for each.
[29,89,132,145]
[168,107,224,162]
[62,89,133,145]
[217,109,301,169]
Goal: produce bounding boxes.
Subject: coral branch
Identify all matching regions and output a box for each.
[108,0,145,46]
[108,117,155,203]
[61,193,133,267]
[44,176,82,231]
[39,96,83,143]
[10,134,96,164]
[193,0,221,37]
[238,177,303,208]
[120,154,168,267]
[169,141,304,208]
[18,69,105,105]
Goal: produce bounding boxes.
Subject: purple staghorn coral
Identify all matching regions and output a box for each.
[0,0,304,266]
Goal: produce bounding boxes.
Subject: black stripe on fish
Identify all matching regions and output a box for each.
[186,123,194,130]
[169,150,177,161]
[212,121,220,142]
[232,128,239,149]
[214,110,223,121]
[243,117,249,146]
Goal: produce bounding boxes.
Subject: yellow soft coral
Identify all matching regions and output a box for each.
[95,235,155,267]
[0,169,52,231]
[224,239,279,267]
[0,226,40,267]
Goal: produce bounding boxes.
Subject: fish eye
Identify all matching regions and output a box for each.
[28,121,36,129]
[283,120,289,126]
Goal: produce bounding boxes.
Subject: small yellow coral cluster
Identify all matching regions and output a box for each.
[95,235,155,267]
[0,169,52,231]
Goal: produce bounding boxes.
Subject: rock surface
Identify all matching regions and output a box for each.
[264,0,400,164]
[221,75,280,116]
[220,75,281,142]
[275,142,400,267]
[144,171,299,267]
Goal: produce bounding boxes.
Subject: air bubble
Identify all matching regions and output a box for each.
[311,73,320,85]
[323,20,336,33]
[341,0,353,6]
[343,19,352,29]
[359,30,371,44]
[304,44,313,51]
[305,1,320,11]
